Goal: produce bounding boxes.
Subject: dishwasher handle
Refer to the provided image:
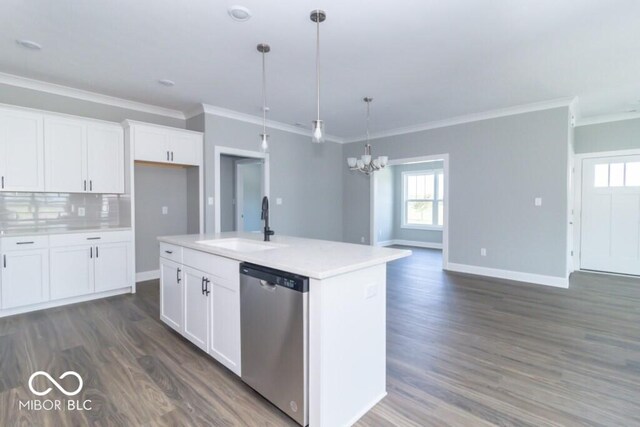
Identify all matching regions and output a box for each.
[259,279,277,291]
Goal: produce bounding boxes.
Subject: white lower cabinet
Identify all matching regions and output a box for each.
[159,248,241,376]
[50,245,94,300]
[94,242,131,292]
[182,266,210,351]
[1,248,49,309]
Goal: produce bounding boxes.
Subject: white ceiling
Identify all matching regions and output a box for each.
[2,0,640,138]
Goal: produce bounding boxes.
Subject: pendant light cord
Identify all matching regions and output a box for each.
[316,16,320,122]
[262,50,267,135]
[366,100,370,144]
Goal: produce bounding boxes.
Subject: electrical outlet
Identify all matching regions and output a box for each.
[480,248,487,256]
[534,197,542,206]
[162,206,168,215]
[208,197,214,206]
[361,236,365,243]
[276,198,283,205]
[78,207,85,217]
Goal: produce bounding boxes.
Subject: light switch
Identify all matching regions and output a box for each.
[534,197,542,207]
[208,197,214,206]
[276,198,283,205]
[480,248,487,256]
[162,206,168,215]
[78,207,85,217]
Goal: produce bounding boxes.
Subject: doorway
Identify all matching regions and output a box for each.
[579,153,640,275]
[235,159,264,232]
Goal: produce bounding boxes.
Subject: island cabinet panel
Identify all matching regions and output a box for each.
[208,274,241,376]
[182,266,210,352]
[159,258,183,333]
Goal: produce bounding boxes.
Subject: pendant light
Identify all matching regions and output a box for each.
[310,9,326,143]
[257,43,270,152]
[347,97,388,175]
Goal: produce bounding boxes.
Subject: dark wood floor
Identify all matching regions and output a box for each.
[1,247,639,426]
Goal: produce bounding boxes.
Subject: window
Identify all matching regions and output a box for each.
[402,170,444,229]
[594,162,640,187]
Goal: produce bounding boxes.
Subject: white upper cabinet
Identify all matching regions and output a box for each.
[45,116,124,193]
[130,122,202,166]
[44,116,87,192]
[0,108,45,192]
[87,123,124,193]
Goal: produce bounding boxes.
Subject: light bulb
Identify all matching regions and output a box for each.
[361,154,371,164]
[347,157,357,168]
[312,120,325,143]
[260,133,269,152]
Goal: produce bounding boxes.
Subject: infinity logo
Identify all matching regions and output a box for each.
[28,371,83,397]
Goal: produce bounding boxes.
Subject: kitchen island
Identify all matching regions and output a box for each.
[157,232,410,427]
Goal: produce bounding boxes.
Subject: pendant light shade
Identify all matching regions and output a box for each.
[310,10,326,143]
[257,43,270,152]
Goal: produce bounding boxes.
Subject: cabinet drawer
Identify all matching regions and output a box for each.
[49,230,132,247]
[160,242,183,263]
[0,235,49,250]
[183,248,238,283]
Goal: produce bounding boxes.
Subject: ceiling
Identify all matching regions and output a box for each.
[2,0,640,138]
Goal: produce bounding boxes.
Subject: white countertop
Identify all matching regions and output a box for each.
[0,226,132,238]
[158,232,411,280]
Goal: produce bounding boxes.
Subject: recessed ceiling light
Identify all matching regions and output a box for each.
[158,79,175,87]
[228,5,251,22]
[16,39,42,50]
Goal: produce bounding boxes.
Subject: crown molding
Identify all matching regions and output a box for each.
[342,97,576,143]
[0,72,185,120]
[575,111,640,127]
[188,103,345,144]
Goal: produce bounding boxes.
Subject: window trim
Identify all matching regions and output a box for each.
[400,170,444,230]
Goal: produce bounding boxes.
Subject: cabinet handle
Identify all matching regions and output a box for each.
[84,180,87,191]
[201,276,205,295]
[164,250,173,254]
[177,267,181,284]
[89,180,93,191]
[3,254,6,268]
[96,246,99,258]
[171,151,174,161]
[90,247,93,259]
[167,151,170,161]
[1,176,4,189]
[205,278,210,296]
[16,241,34,245]
[87,237,101,240]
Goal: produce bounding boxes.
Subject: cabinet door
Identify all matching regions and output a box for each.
[182,266,209,351]
[209,276,241,375]
[44,117,87,192]
[94,242,130,292]
[87,124,124,193]
[133,126,169,163]
[1,249,49,309]
[0,109,45,192]
[159,258,183,333]
[168,132,200,166]
[50,245,94,300]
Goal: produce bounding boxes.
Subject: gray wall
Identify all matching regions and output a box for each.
[374,167,394,243]
[344,107,571,278]
[134,164,189,273]
[0,83,185,127]
[575,118,640,154]
[392,161,444,245]
[187,114,344,242]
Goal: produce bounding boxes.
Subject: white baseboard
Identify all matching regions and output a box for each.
[377,239,443,249]
[136,269,160,282]
[446,262,569,288]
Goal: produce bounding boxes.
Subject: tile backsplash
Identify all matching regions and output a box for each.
[0,193,131,233]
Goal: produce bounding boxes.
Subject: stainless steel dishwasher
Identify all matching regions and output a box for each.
[240,263,309,426]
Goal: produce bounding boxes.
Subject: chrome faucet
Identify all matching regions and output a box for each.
[261,196,275,241]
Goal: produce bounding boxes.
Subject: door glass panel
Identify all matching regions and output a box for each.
[594,164,609,187]
[625,162,640,186]
[609,163,624,187]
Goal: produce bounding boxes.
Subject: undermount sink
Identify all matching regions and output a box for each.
[195,238,283,252]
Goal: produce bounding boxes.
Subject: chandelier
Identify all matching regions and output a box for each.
[347,97,388,175]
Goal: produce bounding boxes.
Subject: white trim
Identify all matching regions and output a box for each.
[189,103,345,144]
[0,287,132,318]
[377,239,443,249]
[121,119,203,135]
[446,263,569,288]
[344,97,575,143]
[572,149,640,273]
[0,72,185,120]
[370,153,450,269]
[136,269,160,282]
[576,112,640,127]
[214,146,270,233]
